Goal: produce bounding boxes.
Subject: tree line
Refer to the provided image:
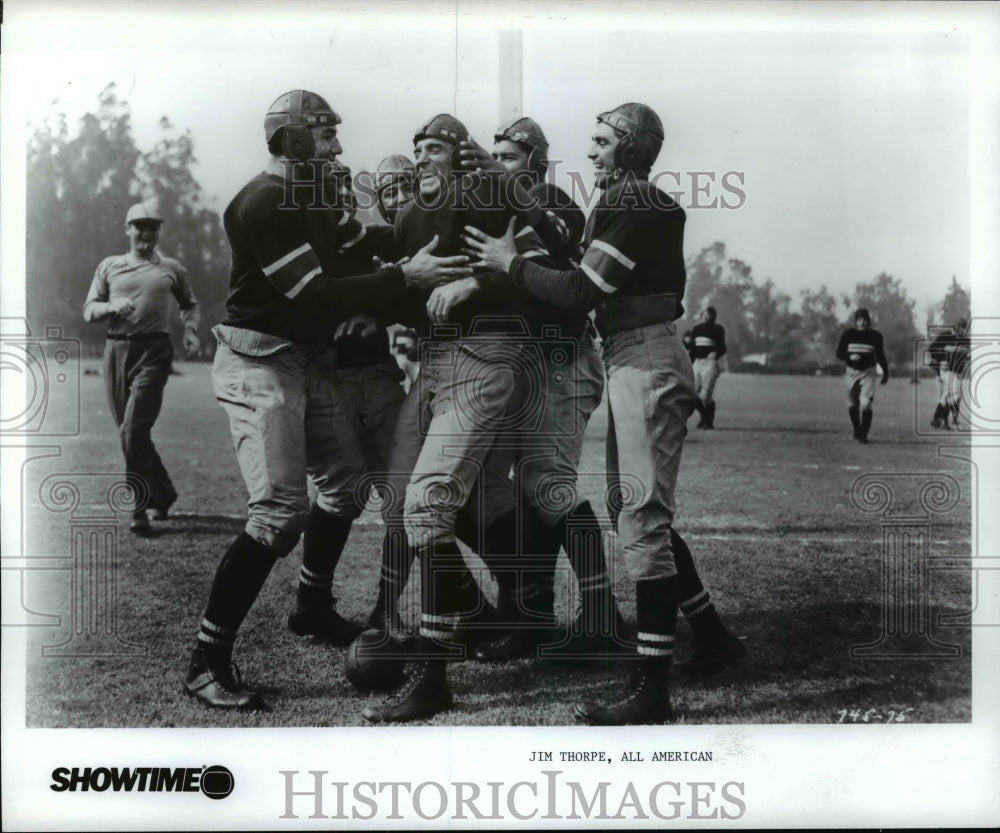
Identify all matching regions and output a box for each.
[26,86,971,368]
[678,242,970,374]
[26,84,229,356]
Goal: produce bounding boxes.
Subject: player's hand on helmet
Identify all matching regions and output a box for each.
[463,217,518,274]
[400,235,472,289]
[107,297,136,316]
[426,277,480,324]
[458,140,505,175]
[335,314,379,342]
[183,329,202,358]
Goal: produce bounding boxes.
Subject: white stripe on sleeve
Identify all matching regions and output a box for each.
[284,267,322,299]
[591,239,636,270]
[262,243,311,276]
[581,262,617,294]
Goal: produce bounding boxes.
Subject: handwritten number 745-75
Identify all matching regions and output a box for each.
[836,708,914,723]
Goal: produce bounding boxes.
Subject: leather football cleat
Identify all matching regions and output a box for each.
[184,664,269,711]
[574,662,674,726]
[453,601,507,649]
[366,607,417,650]
[288,602,365,646]
[361,660,453,723]
[151,508,171,521]
[474,626,552,662]
[130,510,153,536]
[565,604,635,655]
[675,631,747,677]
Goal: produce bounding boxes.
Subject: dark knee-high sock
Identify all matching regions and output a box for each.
[860,408,873,438]
[418,539,464,660]
[670,528,728,647]
[517,507,559,625]
[478,510,522,622]
[453,507,505,620]
[848,405,861,434]
[298,505,354,607]
[635,576,679,665]
[372,527,415,616]
[566,501,617,624]
[192,532,278,671]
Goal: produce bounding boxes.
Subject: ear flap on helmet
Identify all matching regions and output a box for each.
[527,146,548,178]
[282,124,316,162]
[613,134,648,173]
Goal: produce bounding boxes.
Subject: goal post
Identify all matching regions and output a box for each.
[498,29,523,124]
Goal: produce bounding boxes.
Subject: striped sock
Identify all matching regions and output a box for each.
[373,528,415,612]
[566,501,616,624]
[192,532,277,669]
[299,507,353,606]
[419,539,464,648]
[193,617,239,671]
[636,576,679,660]
[670,528,727,646]
[297,565,333,604]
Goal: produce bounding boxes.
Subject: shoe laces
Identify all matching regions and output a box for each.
[208,662,244,694]
[380,660,425,705]
[608,668,646,707]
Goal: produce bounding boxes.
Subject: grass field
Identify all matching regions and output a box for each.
[20,359,973,727]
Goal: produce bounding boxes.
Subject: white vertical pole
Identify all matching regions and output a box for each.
[498,29,523,124]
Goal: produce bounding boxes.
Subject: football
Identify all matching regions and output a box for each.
[344,629,408,692]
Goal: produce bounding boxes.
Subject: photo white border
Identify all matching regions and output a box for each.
[2,1,998,829]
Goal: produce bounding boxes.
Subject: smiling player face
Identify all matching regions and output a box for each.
[588,121,621,189]
[491,139,531,175]
[310,125,342,161]
[414,137,452,198]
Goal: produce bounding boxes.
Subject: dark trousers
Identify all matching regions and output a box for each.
[103,337,176,512]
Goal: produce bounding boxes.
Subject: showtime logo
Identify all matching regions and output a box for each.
[50,765,234,799]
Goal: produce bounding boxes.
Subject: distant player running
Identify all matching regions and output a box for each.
[835,308,889,444]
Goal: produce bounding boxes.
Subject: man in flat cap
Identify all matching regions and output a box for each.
[84,202,201,534]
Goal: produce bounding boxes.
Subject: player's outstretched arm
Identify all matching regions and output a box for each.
[458,141,573,256]
[249,203,471,316]
[464,222,609,314]
[399,235,473,290]
[835,331,849,363]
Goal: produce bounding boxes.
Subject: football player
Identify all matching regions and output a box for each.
[455,117,629,659]
[464,102,746,724]
[835,308,890,443]
[689,306,727,429]
[183,91,470,711]
[927,318,970,430]
[374,153,416,225]
[344,113,559,722]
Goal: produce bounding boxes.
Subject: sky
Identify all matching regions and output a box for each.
[3,0,998,321]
